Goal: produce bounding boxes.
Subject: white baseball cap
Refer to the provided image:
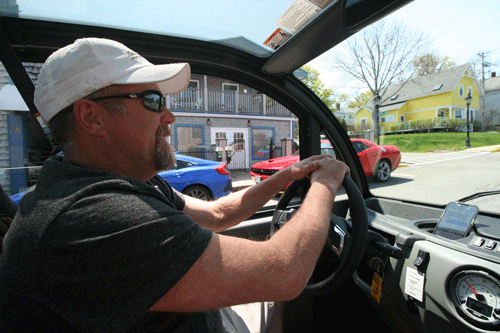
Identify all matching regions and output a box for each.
[34,38,191,123]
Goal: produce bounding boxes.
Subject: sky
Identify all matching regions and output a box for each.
[308,0,500,96]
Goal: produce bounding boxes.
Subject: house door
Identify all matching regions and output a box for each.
[222,83,238,112]
[211,127,248,170]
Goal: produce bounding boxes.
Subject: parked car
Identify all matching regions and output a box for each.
[350,139,401,182]
[159,154,232,200]
[9,154,232,204]
[250,139,401,187]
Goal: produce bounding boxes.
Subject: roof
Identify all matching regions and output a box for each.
[378,63,482,105]
[485,76,500,92]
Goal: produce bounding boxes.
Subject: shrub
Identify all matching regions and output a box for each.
[408,118,436,132]
[440,118,466,132]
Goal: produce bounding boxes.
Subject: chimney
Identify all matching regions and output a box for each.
[492,72,496,78]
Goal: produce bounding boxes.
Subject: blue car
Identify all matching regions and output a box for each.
[10,154,232,204]
[159,154,232,200]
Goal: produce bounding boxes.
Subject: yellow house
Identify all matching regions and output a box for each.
[354,63,483,133]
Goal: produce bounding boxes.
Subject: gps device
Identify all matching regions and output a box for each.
[433,202,479,240]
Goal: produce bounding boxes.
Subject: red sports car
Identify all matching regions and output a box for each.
[250,139,401,187]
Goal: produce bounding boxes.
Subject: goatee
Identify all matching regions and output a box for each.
[155,125,176,171]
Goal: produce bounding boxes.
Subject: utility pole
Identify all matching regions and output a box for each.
[477,52,490,132]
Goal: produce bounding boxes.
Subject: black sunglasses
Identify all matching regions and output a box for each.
[90,90,166,113]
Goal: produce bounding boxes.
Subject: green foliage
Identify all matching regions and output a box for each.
[380,132,500,152]
[439,118,466,132]
[348,91,373,108]
[408,118,437,132]
[301,65,337,110]
[338,118,348,133]
[412,53,456,76]
[387,117,483,134]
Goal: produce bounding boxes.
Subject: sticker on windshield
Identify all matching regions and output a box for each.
[308,0,340,9]
[264,29,292,50]
[276,0,321,34]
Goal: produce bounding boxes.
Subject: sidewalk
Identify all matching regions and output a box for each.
[228,170,254,192]
[466,144,500,152]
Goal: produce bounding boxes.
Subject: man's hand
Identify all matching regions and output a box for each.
[284,155,329,181]
[308,155,350,195]
[283,155,350,192]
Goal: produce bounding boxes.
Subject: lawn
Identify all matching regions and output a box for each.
[378,132,500,153]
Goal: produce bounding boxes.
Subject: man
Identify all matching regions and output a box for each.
[0,38,349,332]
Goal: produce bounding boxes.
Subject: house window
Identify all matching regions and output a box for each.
[381,115,395,123]
[234,132,244,151]
[176,125,203,151]
[360,118,367,126]
[252,127,274,159]
[180,80,201,109]
[222,83,239,111]
[468,86,472,97]
[459,84,464,98]
[438,108,449,118]
[454,109,463,118]
[215,132,227,139]
[400,115,405,122]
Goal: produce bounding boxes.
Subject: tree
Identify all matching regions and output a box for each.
[327,18,432,102]
[412,53,456,76]
[348,91,373,109]
[301,65,337,110]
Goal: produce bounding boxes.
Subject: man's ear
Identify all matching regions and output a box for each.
[72,99,106,137]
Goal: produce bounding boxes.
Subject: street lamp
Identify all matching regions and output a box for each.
[464,92,472,147]
[373,94,381,144]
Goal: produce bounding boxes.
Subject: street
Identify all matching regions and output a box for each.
[252,147,500,214]
[369,149,500,214]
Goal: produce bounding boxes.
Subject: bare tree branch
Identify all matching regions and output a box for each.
[327,19,433,102]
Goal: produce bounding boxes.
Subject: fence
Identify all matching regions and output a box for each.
[169,89,292,116]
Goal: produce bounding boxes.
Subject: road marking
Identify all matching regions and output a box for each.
[392,173,417,178]
[401,150,490,166]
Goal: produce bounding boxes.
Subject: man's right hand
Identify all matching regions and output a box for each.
[308,155,350,196]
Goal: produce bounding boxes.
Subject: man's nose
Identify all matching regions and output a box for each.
[160,108,176,125]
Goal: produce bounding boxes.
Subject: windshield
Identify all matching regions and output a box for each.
[1,0,499,216]
[3,0,337,58]
[309,0,500,215]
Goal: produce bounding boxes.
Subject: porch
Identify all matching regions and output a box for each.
[168,88,293,116]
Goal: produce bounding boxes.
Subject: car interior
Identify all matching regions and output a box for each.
[1,0,500,332]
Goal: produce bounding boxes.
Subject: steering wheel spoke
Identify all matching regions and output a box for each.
[272,177,368,297]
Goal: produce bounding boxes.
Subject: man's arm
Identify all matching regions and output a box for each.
[151,155,349,312]
[182,155,329,232]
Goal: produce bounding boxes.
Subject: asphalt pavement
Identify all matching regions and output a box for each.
[229,144,500,192]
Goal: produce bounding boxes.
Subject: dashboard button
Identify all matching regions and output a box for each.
[485,240,497,250]
[472,237,485,247]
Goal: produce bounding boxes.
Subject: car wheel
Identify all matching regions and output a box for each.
[182,185,213,200]
[373,159,391,182]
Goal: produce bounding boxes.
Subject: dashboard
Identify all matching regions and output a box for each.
[356,197,500,333]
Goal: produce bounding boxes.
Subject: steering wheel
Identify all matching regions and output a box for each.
[271,176,368,297]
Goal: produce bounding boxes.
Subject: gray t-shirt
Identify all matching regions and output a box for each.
[0,157,214,332]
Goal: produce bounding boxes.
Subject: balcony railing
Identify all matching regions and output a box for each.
[168,88,292,116]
